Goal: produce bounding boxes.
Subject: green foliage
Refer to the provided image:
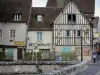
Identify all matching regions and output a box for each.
[24,52,32,60]
[34,52,42,61]
[49,51,56,61]
[61,51,77,61]
[0,52,6,60]
[24,52,42,61]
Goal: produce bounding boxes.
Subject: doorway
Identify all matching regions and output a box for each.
[17,48,22,60]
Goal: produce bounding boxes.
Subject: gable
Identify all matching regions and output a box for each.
[54,2,90,25]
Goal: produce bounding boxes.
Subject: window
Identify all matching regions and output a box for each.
[37,32,42,41]
[77,30,81,36]
[66,30,70,36]
[10,30,15,38]
[14,14,21,21]
[37,15,42,21]
[0,30,2,38]
[68,14,76,23]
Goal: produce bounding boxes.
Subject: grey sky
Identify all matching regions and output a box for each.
[32,0,100,17]
[32,0,47,7]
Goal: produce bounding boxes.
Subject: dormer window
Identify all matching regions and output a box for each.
[37,15,42,21]
[14,14,21,21]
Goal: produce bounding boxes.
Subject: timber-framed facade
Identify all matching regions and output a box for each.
[53,2,91,46]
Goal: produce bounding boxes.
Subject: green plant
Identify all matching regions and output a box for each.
[34,52,42,61]
[0,52,6,60]
[24,52,32,60]
[49,51,56,61]
[61,51,77,61]
[24,52,42,61]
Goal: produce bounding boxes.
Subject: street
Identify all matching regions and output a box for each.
[77,62,100,75]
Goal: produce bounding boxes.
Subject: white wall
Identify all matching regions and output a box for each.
[27,31,52,51]
[0,22,27,45]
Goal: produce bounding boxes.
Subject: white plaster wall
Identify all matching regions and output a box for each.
[0,22,27,45]
[55,2,89,25]
[27,31,53,51]
[13,48,17,60]
[55,46,92,61]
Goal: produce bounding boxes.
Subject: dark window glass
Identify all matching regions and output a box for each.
[66,30,70,36]
[73,14,76,22]
[68,14,76,23]
[68,15,71,22]
[77,30,81,36]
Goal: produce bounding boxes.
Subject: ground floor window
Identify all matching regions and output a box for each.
[39,49,50,60]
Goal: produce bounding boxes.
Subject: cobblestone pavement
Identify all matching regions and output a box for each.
[77,63,100,75]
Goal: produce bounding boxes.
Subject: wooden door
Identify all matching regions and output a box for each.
[17,48,22,60]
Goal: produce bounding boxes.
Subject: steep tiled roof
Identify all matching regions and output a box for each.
[46,0,95,14]
[0,0,32,24]
[46,0,57,7]
[28,7,62,31]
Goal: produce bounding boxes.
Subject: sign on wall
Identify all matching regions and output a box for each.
[29,43,51,46]
[75,47,90,56]
[14,41,25,46]
[83,48,90,56]
[62,47,71,52]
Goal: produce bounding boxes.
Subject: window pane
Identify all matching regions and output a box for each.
[10,30,15,38]
[73,14,76,22]
[40,32,42,40]
[37,32,42,41]
[14,14,21,21]
[77,30,81,36]
[0,30,2,38]
[68,15,71,22]
[66,30,70,36]
[37,15,42,21]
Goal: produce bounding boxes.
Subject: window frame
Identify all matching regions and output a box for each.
[66,30,70,37]
[37,15,43,21]
[14,14,21,21]
[76,30,81,37]
[10,30,16,39]
[68,14,76,23]
[37,32,43,41]
[0,30,3,39]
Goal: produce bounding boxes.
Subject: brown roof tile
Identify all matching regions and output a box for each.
[0,0,32,24]
[28,7,62,30]
[46,0,57,7]
[46,0,95,14]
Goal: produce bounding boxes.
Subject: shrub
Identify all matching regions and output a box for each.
[24,52,42,61]
[0,52,6,60]
[61,51,77,61]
